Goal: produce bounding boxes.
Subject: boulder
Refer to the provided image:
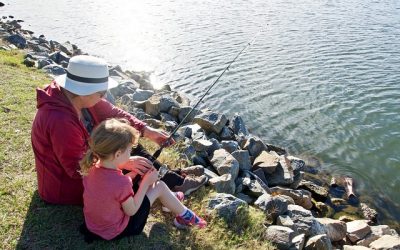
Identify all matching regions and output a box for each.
[357,225,394,247]
[292,233,306,250]
[231,114,249,137]
[305,234,332,250]
[7,34,26,48]
[231,150,252,171]
[42,64,66,76]
[369,235,400,250]
[360,203,378,223]
[270,186,313,209]
[207,193,247,222]
[193,110,228,134]
[286,205,326,237]
[219,126,235,140]
[209,174,235,194]
[343,246,371,250]
[264,225,295,250]
[242,136,268,157]
[298,180,329,201]
[210,149,239,180]
[253,150,279,174]
[255,194,288,221]
[346,220,371,243]
[316,218,347,242]
[178,106,201,123]
[131,88,153,101]
[221,140,239,154]
[192,139,213,152]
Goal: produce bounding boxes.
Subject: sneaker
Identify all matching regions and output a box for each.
[173,175,208,196]
[174,210,207,229]
[162,191,184,213]
[181,165,205,177]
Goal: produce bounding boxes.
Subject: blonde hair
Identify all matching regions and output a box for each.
[79,118,140,176]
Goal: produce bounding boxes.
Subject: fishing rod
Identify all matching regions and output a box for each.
[152,27,265,161]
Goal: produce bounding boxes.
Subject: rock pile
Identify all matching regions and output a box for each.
[1,16,399,250]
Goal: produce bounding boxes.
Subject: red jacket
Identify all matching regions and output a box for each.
[31,82,146,205]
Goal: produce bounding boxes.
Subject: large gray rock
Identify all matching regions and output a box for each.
[292,233,306,250]
[357,225,393,247]
[316,218,347,242]
[241,177,264,197]
[131,88,154,101]
[231,114,249,137]
[192,139,213,152]
[255,194,288,221]
[42,64,66,76]
[220,126,235,140]
[210,149,239,180]
[264,225,295,250]
[242,136,268,157]
[298,180,329,201]
[144,93,180,116]
[304,234,332,250]
[286,205,326,237]
[343,246,371,250]
[231,150,252,171]
[253,150,279,174]
[7,34,26,48]
[178,106,201,123]
[270,187,313,209]
[369,235,400,250]
[346,220,371,244]
[265,156,294,186]
[221,140,239,153]
[207,193,247,222]
[209,174,236,194]
[193,110,228,134]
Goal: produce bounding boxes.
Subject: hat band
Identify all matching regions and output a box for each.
[66,71,108,83]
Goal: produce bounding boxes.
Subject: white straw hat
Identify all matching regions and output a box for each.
[55,55,118,95]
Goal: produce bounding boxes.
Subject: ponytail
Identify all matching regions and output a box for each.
[79,149,99,176]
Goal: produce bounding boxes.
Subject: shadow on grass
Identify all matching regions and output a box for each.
[16,191,212,249]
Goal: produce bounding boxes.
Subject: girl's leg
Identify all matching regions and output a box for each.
[146,181,186,215]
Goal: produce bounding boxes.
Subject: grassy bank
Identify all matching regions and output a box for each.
[0,47,274,249]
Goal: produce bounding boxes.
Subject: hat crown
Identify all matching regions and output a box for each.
[67,55,109,79]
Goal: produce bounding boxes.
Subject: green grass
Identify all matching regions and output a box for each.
[0,47,275,249]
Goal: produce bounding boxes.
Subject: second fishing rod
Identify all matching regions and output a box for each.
[151,28,265,166]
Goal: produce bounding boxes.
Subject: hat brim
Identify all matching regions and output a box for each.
[55,74,119,96]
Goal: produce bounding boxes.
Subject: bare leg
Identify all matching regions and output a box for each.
[146,181,186,215]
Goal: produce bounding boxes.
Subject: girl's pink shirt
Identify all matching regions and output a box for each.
[83,166,133,240]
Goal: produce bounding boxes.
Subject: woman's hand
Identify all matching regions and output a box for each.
[119,156,153,175]
[141,168,158,186]
[142,126,175,147]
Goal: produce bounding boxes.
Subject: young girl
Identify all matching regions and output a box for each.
[80,118,206,241]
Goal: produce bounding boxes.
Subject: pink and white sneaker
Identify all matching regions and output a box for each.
[162,191,185,212]
[173,209,207,229]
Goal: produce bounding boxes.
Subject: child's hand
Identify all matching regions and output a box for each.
[119,156,153,175]
[141,168,158,186]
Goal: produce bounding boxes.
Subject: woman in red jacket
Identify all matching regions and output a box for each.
[31,55,207,205]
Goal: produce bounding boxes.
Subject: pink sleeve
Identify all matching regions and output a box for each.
[89,99,147,134]
[50,116,86,180]
[118,176,134,203]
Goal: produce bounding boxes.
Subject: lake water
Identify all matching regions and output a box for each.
[3,0,399,225]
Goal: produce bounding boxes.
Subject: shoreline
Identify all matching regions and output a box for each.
[1,13,399,249]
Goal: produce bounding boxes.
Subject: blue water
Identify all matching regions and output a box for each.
[3,0,399,225]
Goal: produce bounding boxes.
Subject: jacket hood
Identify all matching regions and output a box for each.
[36,81,77,116]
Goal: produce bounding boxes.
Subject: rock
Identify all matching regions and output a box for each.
[298,180,329,201]
[369,235,400,250]
[23,57,35,67]
[264,156,294,186]
[235,193,254,204]
[210,149,239,180]
[131,88,153,101]
[286,205,326,237]
[6,34,26,48]
[37,58,54,69]
[42,64,66,76]
[253,150,279,174]
[178,106,201,123]
[316,218,347,242]
[315,202,335,218]
[231,150,252,171]
[192,139,213,152]
[204,167,219,179]
[193,110,228,134]
[343,246,371,250]
[209,174,236,194]
[231,114,249,137]
[270,186,313,209]
[59,41,74,55]
[253,168,268,186]
[205,138,222,156]
[346,220,371,243]
[357,225,394,247]
[292,233,306,250]
[331,198,347,207]
[221,140,239,153]
[255,194,288,221]
[264,225,295,250]
[242,136,268,157]
[219,126,235,140]
[242,177,264,197]
[305,234,332,250]
[49,51,70,64]
[360,203,378,223]
[207,193,247,222]
[277,215,295,228]
[160,112,177,123]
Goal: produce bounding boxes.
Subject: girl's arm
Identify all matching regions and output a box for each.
[121,168,158,216]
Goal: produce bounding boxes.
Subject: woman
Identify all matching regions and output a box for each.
[31,55,207,205]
